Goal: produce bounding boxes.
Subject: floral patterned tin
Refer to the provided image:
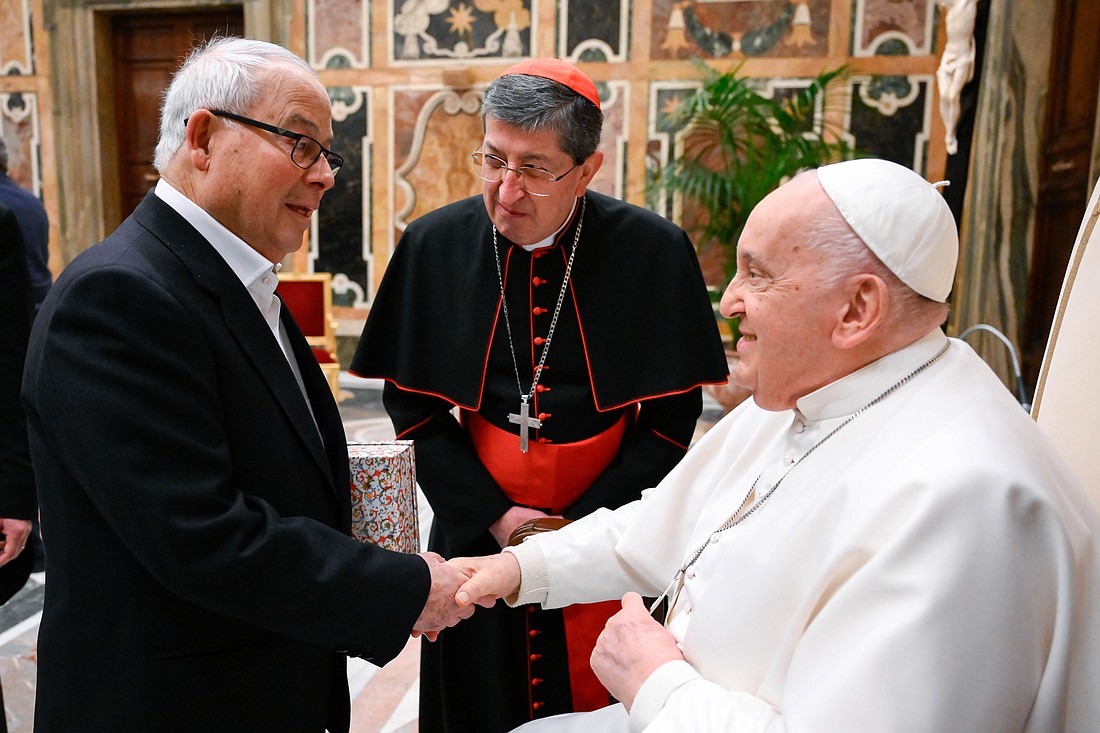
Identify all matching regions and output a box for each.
[347,440,418,553]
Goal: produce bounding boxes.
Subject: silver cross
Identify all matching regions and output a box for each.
[507,395,542,453]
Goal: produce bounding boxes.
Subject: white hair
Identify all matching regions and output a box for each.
[152,37,318,171]
[806,204,950,329]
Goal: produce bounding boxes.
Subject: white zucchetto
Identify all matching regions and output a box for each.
[816,158,959,302]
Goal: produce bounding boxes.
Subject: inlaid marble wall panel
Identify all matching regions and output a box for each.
[310,0,370,68]
[955,0,1055,382]
[589,80,628,200]
[317,87,372,308]
[1,92,43,196]
[647,79,701,220]
[560,0,628,62]
[847,75,933,172]
[390,0,537,63]
[651,0,830,59]
[852,0,936,56]
[0,0,35,74]
[391,86,485,235]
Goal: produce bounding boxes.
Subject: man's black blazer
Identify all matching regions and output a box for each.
[22,192,429,732]
[0,203,35,603]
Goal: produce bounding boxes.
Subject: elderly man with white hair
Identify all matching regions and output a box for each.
[452,158,1100,733]
[23,37,472,732]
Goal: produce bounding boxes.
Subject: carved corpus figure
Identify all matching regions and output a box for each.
[936,0,979,155]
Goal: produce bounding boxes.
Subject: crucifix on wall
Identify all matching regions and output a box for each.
[936,0,979,155]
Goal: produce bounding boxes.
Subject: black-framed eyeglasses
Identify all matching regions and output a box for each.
[208,109,344,176]
[471,147,578,197]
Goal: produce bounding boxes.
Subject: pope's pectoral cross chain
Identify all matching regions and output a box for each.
[508,395,542,453]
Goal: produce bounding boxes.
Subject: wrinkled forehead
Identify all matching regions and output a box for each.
[746,173,833,238]
[736,177,839,275]
[253,64,332,132]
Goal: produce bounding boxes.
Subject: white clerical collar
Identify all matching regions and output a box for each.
[521,197,581,251]
[795,328,950,422]
[155,179,280,304]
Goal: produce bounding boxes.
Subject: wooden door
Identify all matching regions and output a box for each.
[111,9,244,225]
[1021,0,1100,389]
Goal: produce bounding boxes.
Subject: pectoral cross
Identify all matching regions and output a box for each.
[508,395,542,453]
[649,571,686,628]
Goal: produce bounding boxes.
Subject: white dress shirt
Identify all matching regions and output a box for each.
[154,181,314,411]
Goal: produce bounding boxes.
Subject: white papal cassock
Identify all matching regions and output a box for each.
[507,329,1100,733]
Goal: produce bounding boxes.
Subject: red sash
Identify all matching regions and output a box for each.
[461,410,629,513]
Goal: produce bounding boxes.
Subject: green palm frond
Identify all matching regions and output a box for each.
[650,60,856,285]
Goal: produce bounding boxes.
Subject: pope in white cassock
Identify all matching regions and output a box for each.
[450,158,1100,733]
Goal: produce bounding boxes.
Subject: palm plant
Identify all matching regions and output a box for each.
[651,61,856,289]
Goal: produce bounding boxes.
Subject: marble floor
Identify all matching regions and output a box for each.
[0,374,724,732]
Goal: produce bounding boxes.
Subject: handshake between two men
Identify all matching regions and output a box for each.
[412,551,686,713]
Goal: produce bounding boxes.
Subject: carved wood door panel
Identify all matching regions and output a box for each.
[111,9,244,226]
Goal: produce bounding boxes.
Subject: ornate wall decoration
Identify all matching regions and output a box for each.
[852,0,936,56]
[1,92,42,196]
[588,80,628,200]
[390,0,536,63]
[0,0,34,74]
[559,0,629,63]
[647,80,700,220]
[310,0,370,69]
[392,86,485,232]
[847,75,933,172]
[317,87,372,307]
[27,0,963,330]
[652,0,831,60]
[955,0,1053,383]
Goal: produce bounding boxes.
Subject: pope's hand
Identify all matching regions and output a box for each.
[449,552,522,608]
[412,552,476,641]
[591,592,685,710]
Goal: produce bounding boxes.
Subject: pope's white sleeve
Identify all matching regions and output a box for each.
[502,499,660,610]
[502,540,549,607]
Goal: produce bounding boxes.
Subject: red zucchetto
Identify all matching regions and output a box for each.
[500,58,601,111]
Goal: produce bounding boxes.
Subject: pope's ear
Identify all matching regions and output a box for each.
[832,273,888,349]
